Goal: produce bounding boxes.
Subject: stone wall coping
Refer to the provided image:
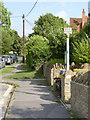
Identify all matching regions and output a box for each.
[71,81,89,88]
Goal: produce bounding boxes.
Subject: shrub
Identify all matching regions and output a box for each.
[25,35,51,68]
[72,36,90,64]
[49,58,64,64]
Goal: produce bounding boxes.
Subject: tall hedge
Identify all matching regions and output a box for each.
[25,35,51,67]
[72,36,90,64]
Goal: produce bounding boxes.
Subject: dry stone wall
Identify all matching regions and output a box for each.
[61,70,75,103]
[71,70,90,119]
[43,62,66,86]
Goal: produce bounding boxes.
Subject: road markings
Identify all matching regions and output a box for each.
[3,85,13,97]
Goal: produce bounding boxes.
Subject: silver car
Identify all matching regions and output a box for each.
[1,55,8,65]
[2,55,12,65]
[0,57,5,69]
[6,55,12,65]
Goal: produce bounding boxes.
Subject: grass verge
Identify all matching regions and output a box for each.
[3,63,44,80]
[1,82,20,87]
[0,64,15,76]
[73,69,90,72]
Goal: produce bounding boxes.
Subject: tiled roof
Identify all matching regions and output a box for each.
[70,18,82,24]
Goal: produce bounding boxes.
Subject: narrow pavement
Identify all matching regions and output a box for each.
[2,64,71,119]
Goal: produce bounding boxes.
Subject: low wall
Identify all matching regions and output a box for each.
[71,81,89,118]
[61,70,75,103]
[71,70,90,119]
[43,62,53,85]
[43,62,66,86]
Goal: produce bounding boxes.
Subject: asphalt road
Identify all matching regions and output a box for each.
[1,63,71,119]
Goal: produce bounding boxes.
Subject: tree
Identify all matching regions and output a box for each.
[2,28,12,54]
[0,2,13,55]
[0,2,12,29]
[72,35,90,64]
[81,23,90,38]
[31,13,69,59]
[69,22,90,63]
[25,35,51,67]
[10,30,23,55]
[0,2,22,55]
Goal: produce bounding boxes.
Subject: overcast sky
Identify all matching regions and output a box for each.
[4,1,89,37]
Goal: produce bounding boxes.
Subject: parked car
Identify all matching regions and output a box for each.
[7,54,16,63]
[1,55,8,65]
[0,57,2,69]
[10,56,13,64]
[0,57,5,69]
[6,55,12,65]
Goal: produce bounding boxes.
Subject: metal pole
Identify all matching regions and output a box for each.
[16,33,17,54]
[67,34,69,70]
[22,14,25,63]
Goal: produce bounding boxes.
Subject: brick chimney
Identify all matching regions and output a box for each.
[82,9,85,28]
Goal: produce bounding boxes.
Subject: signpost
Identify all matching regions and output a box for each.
[64,27,72,70]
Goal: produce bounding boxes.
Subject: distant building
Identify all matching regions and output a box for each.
[70,9,88,32]
[70,2,90,32]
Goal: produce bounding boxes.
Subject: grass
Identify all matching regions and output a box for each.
[73,69,90,72]
[8,113,11,115]
[67,109,80,120]
[1,82,20,87]
[49,58,64,64]
[55,100,61,104]
[0,64,15,76]
[3,63,44,80]
[8,107,11,109]
[12,97,16,100]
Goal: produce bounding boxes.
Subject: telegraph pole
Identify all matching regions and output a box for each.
[22,14,25,63]
[16,33,17,55]
[40,26,42,36]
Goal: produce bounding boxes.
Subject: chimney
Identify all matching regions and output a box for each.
[82,9,85,28]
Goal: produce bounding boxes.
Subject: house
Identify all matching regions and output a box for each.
[70,9,90,32]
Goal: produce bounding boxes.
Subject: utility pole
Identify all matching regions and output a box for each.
[40,26,42,36]
[22,14,25,63]
[16,33,17,55]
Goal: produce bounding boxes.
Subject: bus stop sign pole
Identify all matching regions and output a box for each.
[64,28,72,71]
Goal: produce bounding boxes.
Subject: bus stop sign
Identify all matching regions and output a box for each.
[64,28,72,34]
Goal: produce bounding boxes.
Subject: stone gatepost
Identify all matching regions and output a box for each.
[61,70,75,103]
[51,67,54,86]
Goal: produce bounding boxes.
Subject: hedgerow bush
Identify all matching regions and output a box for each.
[49,58,64,64]
[25,35,51,68]
[72,36,90,64]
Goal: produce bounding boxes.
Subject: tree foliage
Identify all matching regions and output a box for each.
[70,23,90,64]
[10,30,23,55]
[0,2,22,55]
[31,13,69,59]
[25,35,51,67]
[72,35,90,64]
[0,2,12,29]
[2,28,12,54]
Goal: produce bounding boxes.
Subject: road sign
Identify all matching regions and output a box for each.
[64,28,72,34]
[64,27,72,71]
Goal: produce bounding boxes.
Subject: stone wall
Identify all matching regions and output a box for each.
[71,70,90,119]
[43,62,66,86]
[71,81,89,118]
[43,62,52,85]
[61,70,75,103]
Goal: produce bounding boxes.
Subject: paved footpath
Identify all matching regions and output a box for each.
[2,64,71,119]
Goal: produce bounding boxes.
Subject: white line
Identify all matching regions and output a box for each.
[3,85,13,97]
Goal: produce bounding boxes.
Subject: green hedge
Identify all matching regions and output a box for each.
[49,59,64,64]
